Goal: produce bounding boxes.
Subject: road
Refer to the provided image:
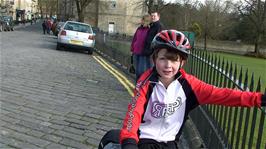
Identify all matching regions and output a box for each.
[0,22,131,149]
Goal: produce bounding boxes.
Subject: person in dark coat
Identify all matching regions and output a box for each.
[42,20,47,34]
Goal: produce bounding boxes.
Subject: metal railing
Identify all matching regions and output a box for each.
[95,32,266,149]
[185,50,266,149]
[95,32,132,69]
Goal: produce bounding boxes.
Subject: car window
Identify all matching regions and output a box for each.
[58,22,65,27]
[64,22,92,33]
[3,16,10,21]
[65,25,73,30]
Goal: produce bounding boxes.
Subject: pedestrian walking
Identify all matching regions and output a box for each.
[130,14,151,81]
[119,30,266,149]
[31,15,34,25]
[141,11,163,71]
[46,18,52,34]
[51,20,58,36]
[42,20,46,34]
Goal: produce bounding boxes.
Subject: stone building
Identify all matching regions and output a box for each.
[0,0,14,17]
[0,0,38,22]
[58,0,148,35]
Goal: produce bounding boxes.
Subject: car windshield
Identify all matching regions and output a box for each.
[64,22,92,33]
[58,22,65,27]
[3,16,10,21]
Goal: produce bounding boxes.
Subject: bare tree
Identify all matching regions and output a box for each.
[37,0,44,18]
[130,0,169,14]
[237,0,266,56]
[75,0,95,22]
[37,0,57,18]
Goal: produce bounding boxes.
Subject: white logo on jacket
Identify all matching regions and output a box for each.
[151,97,182,118]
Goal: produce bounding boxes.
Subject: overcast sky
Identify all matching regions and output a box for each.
[163,0,241,4]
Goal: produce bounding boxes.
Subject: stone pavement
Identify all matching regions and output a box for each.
[0,22,131,149]
[0,21,194,149]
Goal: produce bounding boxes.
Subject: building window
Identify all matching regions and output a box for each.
[108,22,115,34]
[110,0,116,9]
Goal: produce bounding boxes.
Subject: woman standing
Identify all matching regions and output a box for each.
[131,15,151,81]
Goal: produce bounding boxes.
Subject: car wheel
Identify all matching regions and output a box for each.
[56,43,62,50]
[87,48,93,55]
[11,28,14,31]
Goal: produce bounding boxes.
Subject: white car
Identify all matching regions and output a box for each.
[57,21,95,54]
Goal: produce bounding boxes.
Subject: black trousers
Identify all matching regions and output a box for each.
[43,28,46,34]
[138,139,178,149]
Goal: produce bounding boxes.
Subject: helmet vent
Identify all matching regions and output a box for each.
[182,38,187,45]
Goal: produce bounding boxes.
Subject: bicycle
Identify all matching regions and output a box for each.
[98,129,121,149]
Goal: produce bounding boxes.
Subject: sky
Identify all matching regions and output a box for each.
[163,0,241,4]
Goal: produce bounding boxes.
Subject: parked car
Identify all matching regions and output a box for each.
[92,26,99,34]
[2,16,14,31]
[57,21,95,54]
[0,16,4,32]
[55,21,65,36]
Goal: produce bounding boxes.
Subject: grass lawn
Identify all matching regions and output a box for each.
[212,52,266,90]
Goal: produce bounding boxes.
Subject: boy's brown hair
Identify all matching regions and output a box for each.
[152,48,185,62]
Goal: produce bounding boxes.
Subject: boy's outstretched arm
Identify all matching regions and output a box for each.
[185,73,266,107]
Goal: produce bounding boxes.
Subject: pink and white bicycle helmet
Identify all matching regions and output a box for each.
[151,30,191,59]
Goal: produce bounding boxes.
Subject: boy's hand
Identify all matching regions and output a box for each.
[121,138,138,149]
[122,143,138,149]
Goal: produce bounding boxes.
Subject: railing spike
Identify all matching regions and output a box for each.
[256,77,261,92]
[229,62,233,76]
[244,69,249,90]
[250,72,254,91]
[223,61,229,87]
[219,58,225,87]
[227,62,233,88]
[238,67,243,87]
[233,64,237,88]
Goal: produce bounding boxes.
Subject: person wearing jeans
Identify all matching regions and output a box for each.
[131,15,151,81]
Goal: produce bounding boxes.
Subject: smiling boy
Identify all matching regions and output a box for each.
[120,30,266,149]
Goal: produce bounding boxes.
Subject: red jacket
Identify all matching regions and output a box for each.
[120,68,265,146]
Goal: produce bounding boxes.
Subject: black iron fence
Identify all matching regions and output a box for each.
[95,32,266,149]
[95,32,132,69]
[186,50,266,149]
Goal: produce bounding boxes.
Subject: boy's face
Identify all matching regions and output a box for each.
[155,48,184,83]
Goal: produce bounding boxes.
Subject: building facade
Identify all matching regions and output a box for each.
[0,0,38,22]
[97,0,147,35]
[58,0,147,35]
[0,0,15,17]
